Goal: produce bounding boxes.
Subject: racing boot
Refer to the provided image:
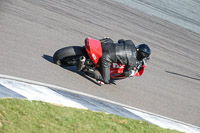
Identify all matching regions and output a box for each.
[97,80,104,85]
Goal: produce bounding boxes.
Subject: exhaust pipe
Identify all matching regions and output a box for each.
[77,56,86,71]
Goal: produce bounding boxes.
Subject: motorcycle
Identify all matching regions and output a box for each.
[53,38,146,80]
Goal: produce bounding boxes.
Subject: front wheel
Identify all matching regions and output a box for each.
[53,46,87,66]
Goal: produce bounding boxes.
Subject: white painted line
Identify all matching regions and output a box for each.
[0,78,87,109]
[0,74,199,132]
[125,108,199,133]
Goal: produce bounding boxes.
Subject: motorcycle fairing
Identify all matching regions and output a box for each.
[85,38,102,66]
[110,63,126,79]
[110,63,146,77]
[135,65,146,76]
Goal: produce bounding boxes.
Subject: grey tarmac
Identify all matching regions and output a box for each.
[0,0,200,126]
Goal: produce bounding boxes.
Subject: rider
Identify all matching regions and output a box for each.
[84,37,151,85]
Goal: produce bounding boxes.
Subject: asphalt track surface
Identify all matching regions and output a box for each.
[0,0,200,126]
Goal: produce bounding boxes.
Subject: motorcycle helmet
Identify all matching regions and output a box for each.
[136,44,151,61]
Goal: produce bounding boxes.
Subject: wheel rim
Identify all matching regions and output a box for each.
[61,56,80,66]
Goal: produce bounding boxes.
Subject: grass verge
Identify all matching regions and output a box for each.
[0,98,181,133]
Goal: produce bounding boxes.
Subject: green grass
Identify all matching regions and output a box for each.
[0,98,182,133]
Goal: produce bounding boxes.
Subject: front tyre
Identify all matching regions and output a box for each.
[53,46,87,66]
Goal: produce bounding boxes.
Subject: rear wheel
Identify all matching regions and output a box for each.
[53,46,87,66]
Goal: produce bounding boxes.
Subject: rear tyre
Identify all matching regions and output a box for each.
[53,46,87,66]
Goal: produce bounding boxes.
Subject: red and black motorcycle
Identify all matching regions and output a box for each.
[53,38,146,80]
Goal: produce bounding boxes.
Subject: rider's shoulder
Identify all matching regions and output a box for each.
[118,39,134,45]
[125,40,134,45]
[118,39,125,44]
